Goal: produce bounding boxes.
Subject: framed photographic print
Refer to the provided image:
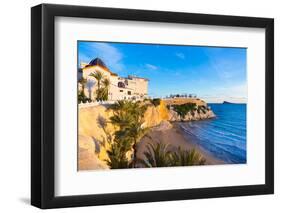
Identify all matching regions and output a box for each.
[31,3,274,209]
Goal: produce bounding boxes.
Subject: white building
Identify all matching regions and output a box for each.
[78,58,149,101]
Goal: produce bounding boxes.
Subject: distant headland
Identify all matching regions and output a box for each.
[222,101,246,104]
[223,101,234,104]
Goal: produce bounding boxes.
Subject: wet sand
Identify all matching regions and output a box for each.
[136,122,225,166]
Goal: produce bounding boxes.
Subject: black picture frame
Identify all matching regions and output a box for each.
[31,3,274,209]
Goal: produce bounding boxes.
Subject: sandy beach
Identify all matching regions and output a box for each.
[136,121,225,166]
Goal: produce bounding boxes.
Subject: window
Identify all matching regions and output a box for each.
[118,82,125,88]
[119,90,123,92]
[128,91,131,95]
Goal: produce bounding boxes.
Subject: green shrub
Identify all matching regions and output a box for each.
[139,143,171,167]
[150,98,161,107]
[170,148,206,166]
[106,143,130,169]
[139,143,206,167]
[78,91,91,103]
[172,103,197,119]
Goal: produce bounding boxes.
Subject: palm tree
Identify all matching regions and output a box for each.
[139,143,171,167]
[170,147,206,166]
[101,78,110,101]
[78,77,89,103]
[126,122,150,167]
[119,101,148,167]
[105,100,149,169]
[106,143,130,169]
[110,101,136,128]
[89,71,104,101]
[78,77,87,93]
[89,71,103,89]
[140,144,206,168]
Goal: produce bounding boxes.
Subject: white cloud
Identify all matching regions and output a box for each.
[80,42,124,72]
[145,63,158,70]
[175,52,185,59]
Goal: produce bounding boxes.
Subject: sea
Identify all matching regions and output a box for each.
[180,103,247,164]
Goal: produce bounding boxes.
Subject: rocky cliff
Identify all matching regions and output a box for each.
[169,108,215,121]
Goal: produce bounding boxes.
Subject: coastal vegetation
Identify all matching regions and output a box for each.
[89,71,111,101]
[78,76,87,92]
[170,147,206,166]
[140,143,171,167]
[139,142,206,167]
[78,91,91,103]
[172,103,197,119]
[105,100,149,168]
[172,103,210,119]
[150,98,161,107]
[100,78,110,101]
[78,77,91,103]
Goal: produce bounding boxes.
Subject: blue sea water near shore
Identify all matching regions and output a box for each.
[180,103,246,164]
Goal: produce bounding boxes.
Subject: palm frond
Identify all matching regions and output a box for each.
[140,143,171,167]
[170,147,206,166]
[105,100,151,169]
[89,71,104,82]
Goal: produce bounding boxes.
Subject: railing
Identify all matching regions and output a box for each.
[161,94,198,99]
[79,100,115,108]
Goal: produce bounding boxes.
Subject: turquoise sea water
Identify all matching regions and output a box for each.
[180,103,247,164]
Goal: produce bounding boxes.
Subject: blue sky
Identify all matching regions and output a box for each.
[78,41,247,103]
